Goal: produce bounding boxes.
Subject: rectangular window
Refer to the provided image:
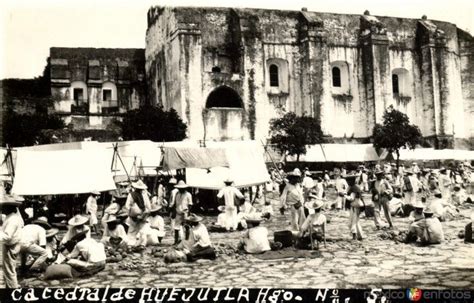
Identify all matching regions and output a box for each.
[392,74,399,94]
[269,65,279,87]
[102,89,112,101]
[73,88,83,102]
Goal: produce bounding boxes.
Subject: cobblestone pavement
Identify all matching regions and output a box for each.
[10,193,474,289]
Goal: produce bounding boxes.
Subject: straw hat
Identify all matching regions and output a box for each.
[433,189,442,196]
[46,228,59,239]
[423,207,434,215]
[91,190,100,196]
[174,180,189,189]
[411,200,424,209]
[105,215,120,224]
[305,171,312,176]
[32,216,51,229]
[224,178,234,184]
[168,178,177,185]
[112,191,127,199]
[0,194,22,207]
[68,215,89,226]
[132,180,148,190]
[288,168,302,177]
[306,200,325,210]
[12,195,25,202]
[150,204,163,213]
[185,213,203,223]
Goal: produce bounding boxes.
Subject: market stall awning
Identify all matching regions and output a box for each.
[185,140,270,189]
[390,148,474,161]
[11,148,116,195]
[162,147,228,171]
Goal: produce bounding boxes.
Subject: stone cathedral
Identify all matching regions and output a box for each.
[145,6,473,148]
[49,6,473,148]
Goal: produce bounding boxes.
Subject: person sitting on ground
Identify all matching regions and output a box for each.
[405,207,444,245]
[236,192,271,229]
[101,192,127,230]
[147,205,166,244]
[296,200,326,249]
[388,193,405,216]
[45,228,60,260]
[61,215,91,247]
[64,231,107,277]
[451,185,469,205]
[408,200,425,223]
[427,189,458,222]
[177,213,216,262]
[101,215,128,249]
[240,219,271,254]
[19,216,51,273]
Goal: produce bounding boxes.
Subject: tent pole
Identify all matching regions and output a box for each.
[6,145,15,181]
[260,140,284,180]
[115,144,130,183]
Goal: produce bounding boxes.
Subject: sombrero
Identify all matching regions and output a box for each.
[150,205,163,214]
[12,195,25,202]
[412,200,424,209]
[423,207,434,215]
[32,216,51,229]
[174,180,189,189]
[105,215,120,224]
[288,168,302,177]
[306,200,324,210]
[224,178,234,184]
[91,190,100,196]
[132,180,148,190]
[433,189,442,196]
[0,195,22,207]
[46,228,59,239]
[68,215,89,226]
[112,191,127,199]
[185,213,203,223]
[169,178,177,185]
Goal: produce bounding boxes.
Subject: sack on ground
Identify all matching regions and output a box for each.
[44,264,73,280]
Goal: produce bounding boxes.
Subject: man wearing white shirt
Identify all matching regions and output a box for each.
[240,219,271,254]
[217,179,244,231]
[19,217,50,272]
[65,234,106,276]
[178,214,216,262]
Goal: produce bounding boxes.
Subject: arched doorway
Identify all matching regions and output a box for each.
[205,86,243,108]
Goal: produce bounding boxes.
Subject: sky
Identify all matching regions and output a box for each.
[0,0,472,79]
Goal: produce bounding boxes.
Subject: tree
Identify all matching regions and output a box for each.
[269,112,324,162]
[119,106,187,142]
[372,105,422,168]
[4,111,65,147]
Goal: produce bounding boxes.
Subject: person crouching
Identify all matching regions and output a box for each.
[240,219,271,254]
[177,214,216,262]
[64,231,106,277]
[295,200,326,249]
[101,215,128,249]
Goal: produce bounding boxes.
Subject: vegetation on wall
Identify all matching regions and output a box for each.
[118,106,187,142]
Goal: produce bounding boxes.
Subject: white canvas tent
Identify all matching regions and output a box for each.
[286,144,381,162]
[390,148,474,161]
[11,148,116,195]
[178,140,271,189]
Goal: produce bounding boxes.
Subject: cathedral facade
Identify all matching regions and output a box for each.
[145,6,474,148]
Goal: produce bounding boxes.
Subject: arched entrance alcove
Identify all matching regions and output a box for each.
[205,86,243,108]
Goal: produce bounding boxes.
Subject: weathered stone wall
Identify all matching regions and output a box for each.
[146,6,473,147]
[50,47,146,131]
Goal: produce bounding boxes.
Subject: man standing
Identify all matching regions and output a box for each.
[86,191,100,235]
[301,171,315,201]
[438,168,452,200]
[173,180,193,244]
[403,169,422,206]
[372,171,394,229]
[217,178,244,231]
[19,216,50,273]
[0,195,24,288]
[334,171,349,211]
[280,169,305,231]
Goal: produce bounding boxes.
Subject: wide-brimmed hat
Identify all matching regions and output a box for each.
[149,204,163,213]
[288,168,302,177]
[305,171,312,176]
[174,180,189,189]
[91,190,100,196]
[132,180,148,190]
[0,194,22,207]
[423,207,434,215]
[439,167,447,173]
[412,200,424,209]
[246,218,262,225]
[32,216,51,229]
[112,191,127,199]
[374,170,385,175]
[453,184,461,190]
[12,195,25,202]
[433,189,442,196]
[306,200,324,210]
[45,228,59,239]
[405,169,414,175]
[68,215,89,226]
[185,213,203,223]
[116,211,129,219]
[105,215,120,224]
[168,178,177,185]
[224,178,234,184]
[217,205,226,212]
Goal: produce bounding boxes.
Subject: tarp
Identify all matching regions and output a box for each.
[286,144,381,162]
[390,148,474,161]
[0,149,13,181]
[185,140,270,189]
[20,141,101,151]
[11,148,116,195]
[162,147,228,171]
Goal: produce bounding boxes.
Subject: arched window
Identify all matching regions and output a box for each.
[269,64,279,87]
[392,74,399,94]
[332,67,341,87]
[206,86,243,108]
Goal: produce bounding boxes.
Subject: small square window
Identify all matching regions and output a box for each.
[103,89,112,101]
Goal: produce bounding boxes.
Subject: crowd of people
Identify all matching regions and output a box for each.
[1,160,473,288]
